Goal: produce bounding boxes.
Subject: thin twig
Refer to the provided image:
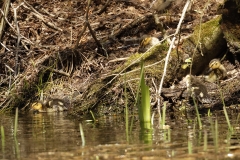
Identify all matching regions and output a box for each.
[74,0,107,56]
[74,0,91,49]
[157,0,191,116]
[41,65,70,77]
[23,1,63,32]
[12,3,24,76]
[0,0,10,41]
[97,0,110,15]
[0,9,34,45]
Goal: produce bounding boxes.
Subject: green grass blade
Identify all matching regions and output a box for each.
[138,61,151,129]
[79,123,85,146]
[1,126,5,154]
[14,108,18,137]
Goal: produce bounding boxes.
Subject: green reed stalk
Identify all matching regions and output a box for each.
[167,128,171,142]
[14,108,18,137]
[207,108,212,117]
[124,73,129,141]
[160,102,167,129]
[1,126,5,153]
[79,123,85,146]
[226,130,232,152]
[138,61,151,129]
[203,130,207,151]
[89,110,96,122]
[188,140,192,154]
[236,113,240,126]
[14,137,20,159]
[219,86,233,131]
[193,98,202,129]
[214,120,219,153]
[13,108,20,159]
[222,105,233,132]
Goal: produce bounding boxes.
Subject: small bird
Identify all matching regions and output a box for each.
[30,98,67,113]
[138,37,160,53]
[205,59,227,83]
[182,74,211,104]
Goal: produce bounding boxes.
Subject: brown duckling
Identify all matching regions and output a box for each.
[31,98,67,113]
[182,74,211,104]
[205,59,227,83]
[138,37,160,53]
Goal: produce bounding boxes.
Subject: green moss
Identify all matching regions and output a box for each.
[71,39,182,115]
[113,41,169,74]
[191,15,222,49]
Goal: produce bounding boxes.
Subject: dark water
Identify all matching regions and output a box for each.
[0,110,240,159]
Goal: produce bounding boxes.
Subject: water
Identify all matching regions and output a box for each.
[0,110,240,159]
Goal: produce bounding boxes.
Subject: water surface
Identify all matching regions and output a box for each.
[0,110,240,159]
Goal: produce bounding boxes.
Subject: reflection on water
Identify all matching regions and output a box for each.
[0,111,240,159]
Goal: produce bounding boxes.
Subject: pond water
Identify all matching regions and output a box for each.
[0,110,240,160]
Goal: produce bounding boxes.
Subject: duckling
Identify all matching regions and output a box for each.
[30,98,67,113]
[138,37,160,53]
[182,74,211,104]
[205,59,227,83]
[45,98,67,112]
[31,102,46,113]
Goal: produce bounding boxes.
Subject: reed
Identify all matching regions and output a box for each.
[207,108,212,117]
[188,139,193,154]
[1,126,5,154]
[124,72,129,141]
[160,102,167,129]
[193,98,202,129]
[14,137,20,159]
[14,108,18,137]
[138,61,151,129]
[203,130,207,151]
[214,119,219,153]
[167,127,171,142]
[226,130,232,152]
[79,123,85,146]
[236,113,240,126]
[219,88,233,132]
[90,110,96,122]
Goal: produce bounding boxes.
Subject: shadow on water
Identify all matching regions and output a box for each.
[0,110,240,159]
